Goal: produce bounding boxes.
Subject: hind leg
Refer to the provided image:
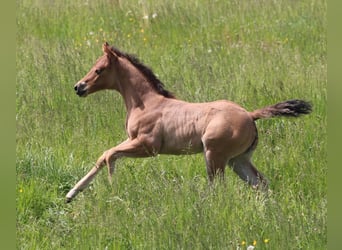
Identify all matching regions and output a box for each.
[203,148,228,183]
[228,152,268,190]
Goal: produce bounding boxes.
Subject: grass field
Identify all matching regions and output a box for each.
[16,0,327,249]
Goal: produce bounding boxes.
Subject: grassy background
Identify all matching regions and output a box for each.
[16,0,326,249]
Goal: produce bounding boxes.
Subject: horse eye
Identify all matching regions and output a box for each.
[95,69,103,75]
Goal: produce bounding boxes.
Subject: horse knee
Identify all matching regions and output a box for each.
[95,151,108,168]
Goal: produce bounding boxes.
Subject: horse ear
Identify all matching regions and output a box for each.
[102,42,111,54]
[102,42,118,59]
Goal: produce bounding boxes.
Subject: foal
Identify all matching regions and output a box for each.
[66,42,312,202]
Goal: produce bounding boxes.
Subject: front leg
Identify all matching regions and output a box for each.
[66,138,152,203]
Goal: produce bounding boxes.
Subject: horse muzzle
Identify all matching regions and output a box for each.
[74,82,88,97]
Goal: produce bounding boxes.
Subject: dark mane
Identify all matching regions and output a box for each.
[111,46,175,99]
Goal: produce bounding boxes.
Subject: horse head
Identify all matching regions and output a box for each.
[74,42,118,97]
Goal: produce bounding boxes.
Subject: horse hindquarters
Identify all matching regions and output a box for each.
[201,115,253,181]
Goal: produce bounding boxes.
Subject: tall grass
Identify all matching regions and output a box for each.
[17,0,326,249]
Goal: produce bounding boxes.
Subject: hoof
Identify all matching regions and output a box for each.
[65,189,78,203]
[65,197,73,203]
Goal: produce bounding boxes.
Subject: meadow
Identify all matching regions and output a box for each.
[16,0,327,249]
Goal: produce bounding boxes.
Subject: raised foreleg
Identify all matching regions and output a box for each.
[66,138,151,202]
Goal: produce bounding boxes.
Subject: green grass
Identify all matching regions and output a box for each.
[17,0,326,249]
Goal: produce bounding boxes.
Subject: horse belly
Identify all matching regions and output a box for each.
[159,123,203,155]
[159,137,203,155]
[157,101,211,155]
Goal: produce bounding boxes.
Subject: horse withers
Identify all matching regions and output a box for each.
[67,42,312,202]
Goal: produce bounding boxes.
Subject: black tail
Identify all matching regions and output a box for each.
[249,99,312,121]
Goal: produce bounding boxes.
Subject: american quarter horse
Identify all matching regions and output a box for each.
[66,42,312,202]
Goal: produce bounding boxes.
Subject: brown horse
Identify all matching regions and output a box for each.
[66,42,312,202]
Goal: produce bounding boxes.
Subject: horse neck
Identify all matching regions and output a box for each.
[115,61,160,112]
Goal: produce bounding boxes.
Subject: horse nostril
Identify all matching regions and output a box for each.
[74,82,88,97]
